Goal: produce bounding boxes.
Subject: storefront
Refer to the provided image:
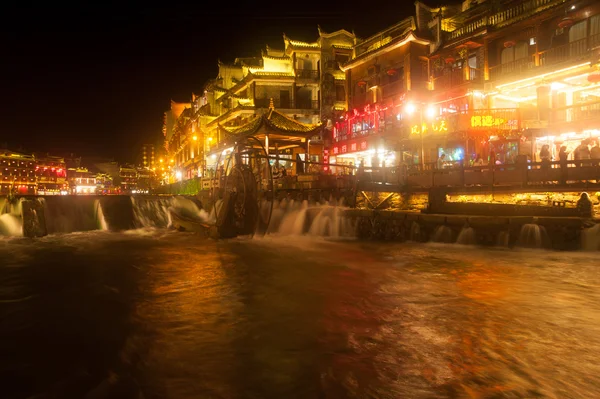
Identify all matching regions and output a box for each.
[534,129,600,161]
[330,135,396,173]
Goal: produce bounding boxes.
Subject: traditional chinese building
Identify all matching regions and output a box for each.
[119,166,138,193]
[333,16,432,170]
[420,0,600,165]
[214,103,321,175]
[165,28,354,181]
[0,149,36,195]
[68,168,97,195]
[33,153,67,195]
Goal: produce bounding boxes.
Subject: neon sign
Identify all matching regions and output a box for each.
[411,120,448,135]
[471,115,519,129]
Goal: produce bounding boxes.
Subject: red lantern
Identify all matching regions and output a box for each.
[503,40,516,48]
[445,56,455,64]
[558,17,574,29]
[357,80,367,87]
[588,73,600,83]
[386,68,397,76]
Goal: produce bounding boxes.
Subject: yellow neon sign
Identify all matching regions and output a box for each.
[470,115,506,128]
[411,120,448,135]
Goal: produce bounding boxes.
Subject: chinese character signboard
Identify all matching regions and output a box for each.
[470,110,519,130]
[411,120,448,135]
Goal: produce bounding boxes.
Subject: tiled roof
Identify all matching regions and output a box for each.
[252,71,294,77]
[331,44,353,50]
[287,39,320,49]
[219,115,263,136]
[218,108,320,137]
[266,109,321,134]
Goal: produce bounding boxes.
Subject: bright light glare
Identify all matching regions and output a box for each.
[175,171,182,180]
[426,105,436,119]
[192,135,198,141]
[405,102,417,114]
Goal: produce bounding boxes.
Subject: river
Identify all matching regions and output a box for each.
[1,229,600,399]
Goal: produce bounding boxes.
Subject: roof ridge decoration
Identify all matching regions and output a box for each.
[287,38,320,49]
[266,109,321,133]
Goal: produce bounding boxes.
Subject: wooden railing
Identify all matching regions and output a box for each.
[488,56,535,81]
[358,160,600,189]
[296,69,320,80]
[254,98,319,110]
[381,80,404,99]
[538,37,589,67]
[552,101,600,124]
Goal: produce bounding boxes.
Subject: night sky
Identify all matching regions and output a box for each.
[1,1,454,163]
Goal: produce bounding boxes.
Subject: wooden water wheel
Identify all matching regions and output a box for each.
[211,136,274,238]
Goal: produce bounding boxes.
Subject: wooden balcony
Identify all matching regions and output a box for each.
[295,69,320,81]
[254,98,319,110]
[488,56,535,81]
[551,101,600,125]
[433,67,482,90]
[538,37,590,67]
[489,35,599,81]
[381,80,404,99]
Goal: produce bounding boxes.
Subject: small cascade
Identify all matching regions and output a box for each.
[456,226,477,245]
[409,222,421,242]
[267,198,356,238]
[581,224,600,251]
[170,197,210,222]
[130,197,172,228]
[431,225,454,243]
[0,198,24,236]
[496,230,510,247]
[517,223,549,249]
[94,200,109,231]
[278,201,309,235]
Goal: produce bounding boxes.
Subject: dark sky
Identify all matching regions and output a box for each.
[0,0,454,163]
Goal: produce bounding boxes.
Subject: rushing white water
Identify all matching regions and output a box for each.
[0,198,24,236]
[497,230,510,247]
[267,198,356,238]
[581,224,600,251]
[517,223,548,249]
[130,196,210,229]
[409,222,421,242]
[431,225,453,243]
[95,200,109,231]
[456,226,476,245]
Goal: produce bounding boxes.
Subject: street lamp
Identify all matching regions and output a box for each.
[405,102,436,167]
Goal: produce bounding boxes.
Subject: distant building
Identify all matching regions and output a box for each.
[95,173,117,195]
[0,149,36,195]
[68,168,97,195]
[119,166,138,193]
[34,153,68,195]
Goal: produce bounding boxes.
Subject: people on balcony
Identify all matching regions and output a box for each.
[591,142,600,167]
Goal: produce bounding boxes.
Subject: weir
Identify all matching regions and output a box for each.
[2,192,599,251]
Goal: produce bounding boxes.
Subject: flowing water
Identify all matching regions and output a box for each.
[2,231,600,399]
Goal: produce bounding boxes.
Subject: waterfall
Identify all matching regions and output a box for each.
[431,225,454,243]
[267,199,356,238]
[496,230,510,247]
[95,200,109,231]
[456,227,476,245]
[130,197,173,228]
[517,223,548,249]
[581,224,600,251]
[409,222,421,242]
[0,198,24,236]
